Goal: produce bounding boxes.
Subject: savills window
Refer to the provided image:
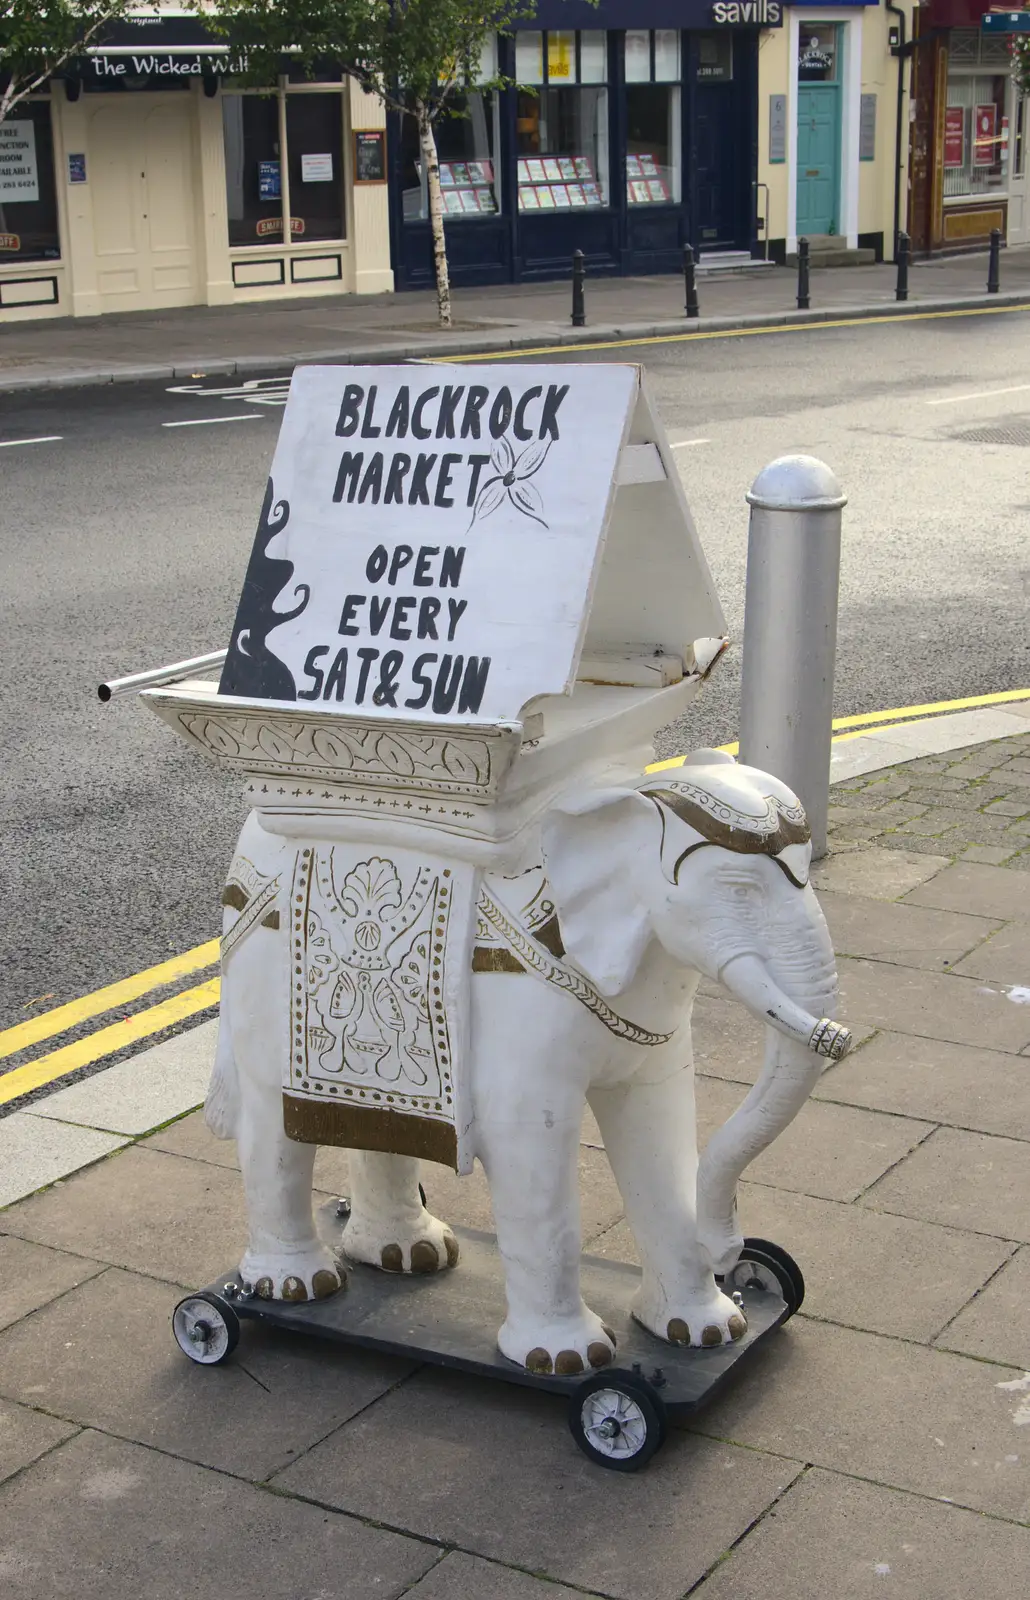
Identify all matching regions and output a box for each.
[515,30,610,211]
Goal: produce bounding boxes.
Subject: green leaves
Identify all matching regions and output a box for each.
[1,2,135,118]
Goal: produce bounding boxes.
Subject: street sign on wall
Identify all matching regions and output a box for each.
[982,11,1030,31]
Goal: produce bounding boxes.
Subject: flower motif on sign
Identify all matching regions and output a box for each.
[469,436,552,530]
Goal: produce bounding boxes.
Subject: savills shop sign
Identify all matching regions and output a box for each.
[710,1,784,24]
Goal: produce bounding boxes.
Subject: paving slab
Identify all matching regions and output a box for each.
[406,1553,604,1600]
[688,1317,1030,1521]
[0,1114,128,1210]
[0,1146,254,1287]
[902,860,1030,921]
[814,1030,1030,1140]
[0,1397,78,1488]
[0,1235,105,1333]
[837,956,1030,1053]
[273,1365,802,1600]
[934,1248,1030,1369]
[591,1182,1013,1343]
[862,1126,1030,1243]
[810,846,949,901]
[0,1427,437,1599]
[951,919,1030,987]
[24,1020,216,1137]
[817,892,998,972]
[0,1266,414,1480]
[697,1077,931,1202]
[691,1467,1030,1600]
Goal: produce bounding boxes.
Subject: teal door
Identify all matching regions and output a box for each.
[796,85,840,235]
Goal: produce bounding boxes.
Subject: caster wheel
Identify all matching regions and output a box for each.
[724,1238,804,1318]
[569,1369,667,1471]
[172,1292,240,1365]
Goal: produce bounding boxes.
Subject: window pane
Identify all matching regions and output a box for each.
[654,30,680,83]
[401,94,499,222]
[516,86,609,210]
[797,27,837,84]
[944,73,1008,198]
[286,93,345,241]
[548,31,577,84]
[516,31,544,86]
[579,31,607,84]
[0,104,60,261]
[222,95,282,247]
[696,33,733,83]
[625,31,651,85]
[626,84,679,205]
[475,32,497,83]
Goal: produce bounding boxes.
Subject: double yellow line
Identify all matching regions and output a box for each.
[2,685,1028,1110]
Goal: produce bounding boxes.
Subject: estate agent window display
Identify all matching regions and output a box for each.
[625,29,681,207]
[398,35,501,222]
[222,78,347,248]
[0,97,61,263]
[515,29,610,212]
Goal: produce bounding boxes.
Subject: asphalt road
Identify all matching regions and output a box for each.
[2,310,1029,1033]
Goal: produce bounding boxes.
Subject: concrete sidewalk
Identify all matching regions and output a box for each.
[1,720,1029,1596]
[3,245,1030,394]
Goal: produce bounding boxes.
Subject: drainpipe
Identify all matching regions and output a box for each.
[886,3,907,262]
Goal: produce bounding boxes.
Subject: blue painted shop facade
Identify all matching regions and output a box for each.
[388,1,783,289]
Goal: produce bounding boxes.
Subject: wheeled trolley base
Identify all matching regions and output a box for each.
[173,1208,803,1471]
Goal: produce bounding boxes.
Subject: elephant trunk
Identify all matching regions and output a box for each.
[696,951,852,1276]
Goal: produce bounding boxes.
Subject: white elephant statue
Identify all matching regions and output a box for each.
[207,750,851,1376]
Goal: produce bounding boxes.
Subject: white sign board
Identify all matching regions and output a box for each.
[300,151,334,182]
[220,364,638,720]
[0,121,39,203]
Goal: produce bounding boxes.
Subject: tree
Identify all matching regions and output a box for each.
[205,1,547,328]
[1,2,133,122]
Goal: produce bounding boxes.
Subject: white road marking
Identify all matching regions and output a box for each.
[0,435,63,448]
[926,382,1030,406]
[166,376,291,407]
[669,437,711,449]
[161,415,264,428]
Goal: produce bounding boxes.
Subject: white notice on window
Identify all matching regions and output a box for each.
[0,120,39,203]
[301,151,333,183]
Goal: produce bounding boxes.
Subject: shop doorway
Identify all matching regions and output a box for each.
[693,33,740,250]
[795,25,841,237]
[87,95,198,312]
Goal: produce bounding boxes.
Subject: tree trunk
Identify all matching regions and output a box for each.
[417,102,452,329]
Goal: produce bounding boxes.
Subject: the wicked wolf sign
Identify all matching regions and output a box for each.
[220,363,638,722]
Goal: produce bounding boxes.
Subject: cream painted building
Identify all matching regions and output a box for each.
[756,3,914,260]
[0,10,393,323]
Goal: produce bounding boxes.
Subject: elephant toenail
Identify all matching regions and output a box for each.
[282,1276,307,1302]
[701,1324,723,1347]
[255,1277,273,1300]
[410,1241,440,1274]
[667,1318,691,1344]
[587,1342,613,1369]
[555,1349,584,1375]
[525,1347,553,1374]
[312,1269,342,1300]
[727,1313,747,1341]
[602,1324,616,1345]
[380,1244,404,1272]
[443,1231,460,1268]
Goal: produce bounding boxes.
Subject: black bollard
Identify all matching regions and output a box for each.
[895,231,910,303]
[796,237,810,311]
[571,249,586,327]
[987,227,1001,294]
[683,243,700,319]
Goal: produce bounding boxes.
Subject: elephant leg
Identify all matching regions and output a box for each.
[344,1149,459,1274]
[476,1112,615,1375]
[589,1067,747,1350]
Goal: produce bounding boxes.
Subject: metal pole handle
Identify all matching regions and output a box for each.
[98,649,228,702]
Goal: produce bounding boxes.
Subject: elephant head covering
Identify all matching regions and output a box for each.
[638,751,812,889]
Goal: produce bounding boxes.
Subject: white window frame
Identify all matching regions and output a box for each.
[221,78,349,251]
[787,9,862,253]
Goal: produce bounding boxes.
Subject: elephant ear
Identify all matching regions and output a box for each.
[541,788,663,998]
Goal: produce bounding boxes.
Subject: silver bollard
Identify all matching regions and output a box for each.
[738,455,846,861]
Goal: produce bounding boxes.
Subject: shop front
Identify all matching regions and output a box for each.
[389,2,768,290]
[909,3,1028,253]
[0,12,392,323]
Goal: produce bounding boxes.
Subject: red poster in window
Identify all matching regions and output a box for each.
[943,106,964,169]
[974,103,997,167]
